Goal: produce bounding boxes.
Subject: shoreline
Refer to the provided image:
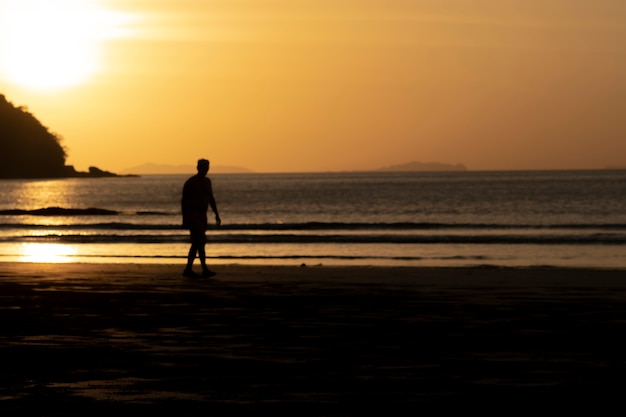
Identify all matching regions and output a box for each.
[2,263,626,414]
[2,262,626,284]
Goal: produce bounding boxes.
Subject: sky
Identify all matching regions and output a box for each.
[1,0,625,173]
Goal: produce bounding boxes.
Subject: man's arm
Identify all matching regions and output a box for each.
[207,179,221,226]
[181,180,191,227]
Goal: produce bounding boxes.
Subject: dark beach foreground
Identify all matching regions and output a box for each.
[1,263,626,414]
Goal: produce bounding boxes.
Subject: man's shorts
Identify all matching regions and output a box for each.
[185,211,208,244]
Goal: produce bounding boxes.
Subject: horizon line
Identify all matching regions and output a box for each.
[126,167,626,175]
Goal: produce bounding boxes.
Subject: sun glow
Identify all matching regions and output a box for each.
[19,243,78,263]
[0,0,133,91]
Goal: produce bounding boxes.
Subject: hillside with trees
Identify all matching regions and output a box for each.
[0,94,119,178]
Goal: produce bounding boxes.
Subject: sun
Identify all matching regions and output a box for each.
[0,0,130,91]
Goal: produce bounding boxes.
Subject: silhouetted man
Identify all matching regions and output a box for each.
[181,159,221,277]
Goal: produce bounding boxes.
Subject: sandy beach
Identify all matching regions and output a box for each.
[1,263,626,414]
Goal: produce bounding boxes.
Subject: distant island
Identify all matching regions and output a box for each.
[378,161,467,172]
[121,163,254,175]
[0,94,124,179]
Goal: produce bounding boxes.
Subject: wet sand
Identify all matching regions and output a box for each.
[1,263,626,414]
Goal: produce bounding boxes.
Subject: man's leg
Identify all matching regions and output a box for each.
[198,244,206,269]
[198,240,216,277]
[184,229,201,276]
[186,244,197,270]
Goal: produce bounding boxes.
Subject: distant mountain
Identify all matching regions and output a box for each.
[121,163,254,175]
[378,161,467,172]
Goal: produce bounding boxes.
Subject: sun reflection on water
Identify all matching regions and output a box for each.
[19,243,78,263]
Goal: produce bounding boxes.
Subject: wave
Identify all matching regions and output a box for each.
[0,252,490,263]
[1,209,625,245]
[0,223,182,230]
[0,207,171,216]
[1,232,625,245]
[0,221,625,231]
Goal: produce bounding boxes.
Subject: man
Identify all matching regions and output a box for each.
[181,158,221,277]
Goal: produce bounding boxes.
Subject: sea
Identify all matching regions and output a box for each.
[0,170,625,268]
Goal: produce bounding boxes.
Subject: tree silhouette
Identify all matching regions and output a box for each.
[0,94,70,178]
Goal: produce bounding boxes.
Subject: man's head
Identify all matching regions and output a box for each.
[197,159,210,175]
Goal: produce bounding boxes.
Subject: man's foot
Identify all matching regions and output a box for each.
[202,269,217,278]
[182,269,200,278]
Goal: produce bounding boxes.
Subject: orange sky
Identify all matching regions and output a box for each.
[1,0,625,172]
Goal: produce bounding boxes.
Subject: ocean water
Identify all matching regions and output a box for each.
[0,170,625,267]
